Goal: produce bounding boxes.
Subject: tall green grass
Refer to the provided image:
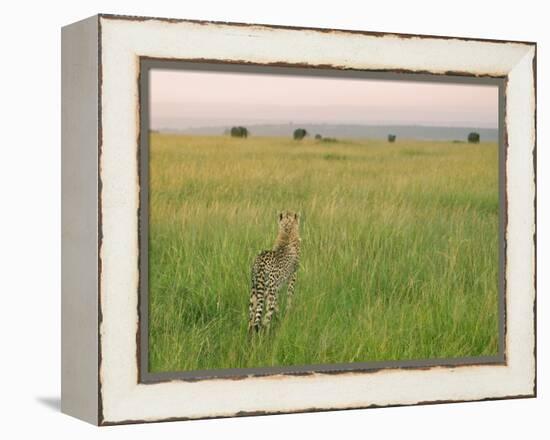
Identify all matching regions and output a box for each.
[148,134,499,372]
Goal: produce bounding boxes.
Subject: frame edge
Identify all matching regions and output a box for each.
[61,14,100,426]
[97,12,537,46]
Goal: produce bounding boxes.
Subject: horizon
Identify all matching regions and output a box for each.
[151,122,499,142]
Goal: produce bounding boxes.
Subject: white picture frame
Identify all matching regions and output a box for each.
[61,14,536,425]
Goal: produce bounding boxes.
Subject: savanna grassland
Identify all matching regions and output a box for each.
[148,133,499,373]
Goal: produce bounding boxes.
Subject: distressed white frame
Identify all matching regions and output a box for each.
[63,14,536,425]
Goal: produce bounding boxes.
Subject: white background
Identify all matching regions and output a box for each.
[0,0,546,438]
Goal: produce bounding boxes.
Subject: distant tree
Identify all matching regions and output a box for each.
[314,134,323,140]
[230,126,248,138]
[293,128,308,140]
[468,132,480,143]
[388,134,397,143]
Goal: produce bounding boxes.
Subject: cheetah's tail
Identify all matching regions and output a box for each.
[248,277,259,333]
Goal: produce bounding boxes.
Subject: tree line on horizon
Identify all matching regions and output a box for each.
[227,125,481,143]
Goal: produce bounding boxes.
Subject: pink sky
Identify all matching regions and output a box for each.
[149,69,499,130]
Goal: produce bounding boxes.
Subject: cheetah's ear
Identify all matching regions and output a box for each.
[279,212,283,221]
[294,212,299,220]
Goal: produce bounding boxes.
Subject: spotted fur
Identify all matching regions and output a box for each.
[248,211,301,332]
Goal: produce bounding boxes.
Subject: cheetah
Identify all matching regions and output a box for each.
[248,211,301,332]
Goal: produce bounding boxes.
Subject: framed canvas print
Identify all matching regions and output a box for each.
[61,14,537,425]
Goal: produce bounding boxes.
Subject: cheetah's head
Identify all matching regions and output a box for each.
[278,210,300,234]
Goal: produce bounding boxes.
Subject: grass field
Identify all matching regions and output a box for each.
[148,133,499,373]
